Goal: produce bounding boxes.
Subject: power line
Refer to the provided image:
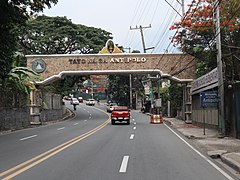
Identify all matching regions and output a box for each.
[151,0,198,74]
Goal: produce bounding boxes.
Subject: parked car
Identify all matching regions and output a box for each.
[86,99,95,106]
[70,98,79,105]
[106,102,118,113]
[111,106,130,125]
[77,96,83,103]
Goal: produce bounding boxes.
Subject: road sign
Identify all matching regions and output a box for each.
[200,91,218,108]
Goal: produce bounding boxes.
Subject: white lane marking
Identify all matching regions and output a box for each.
[83,108,86,111]
[20,135,37,141]
[130,134,134,140]
[89,114,92,116]
[84,120,87,122]
[165,124,235,180]
[73,123,79,126]
[89,116,91,119]
[133,122,136,125]
[133,127,136,130]
[87,111,90,113]
[119,156,129,173]
[57,127,65,131]
[132,119,135,121]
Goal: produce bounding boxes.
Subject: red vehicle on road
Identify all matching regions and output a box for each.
[111,106,130,125]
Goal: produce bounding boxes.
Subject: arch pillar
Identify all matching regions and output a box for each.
[29,88,42,125]
[183,83,192,123]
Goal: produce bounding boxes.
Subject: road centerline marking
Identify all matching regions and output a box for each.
[133,127,136,130]
[73,123,79,126]
[19,135,37,141]
[130,134,134,140]
[119,156,129,173]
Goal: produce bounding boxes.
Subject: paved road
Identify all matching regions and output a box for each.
[0,102,237,180]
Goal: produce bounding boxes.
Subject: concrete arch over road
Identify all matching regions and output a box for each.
[34,69,193,86]
[26,52,195,124]
[26,53,196,85]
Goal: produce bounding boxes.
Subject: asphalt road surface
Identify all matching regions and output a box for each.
[0,101,237,180]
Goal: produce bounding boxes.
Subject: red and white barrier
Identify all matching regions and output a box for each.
[150,114,163,124]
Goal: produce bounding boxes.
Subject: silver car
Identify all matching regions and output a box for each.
[70,98,79,105]
[86,99,95,106]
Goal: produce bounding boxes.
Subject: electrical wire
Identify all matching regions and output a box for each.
[151,0,180,52]
[169,0,240,77]
[150,0,198,75]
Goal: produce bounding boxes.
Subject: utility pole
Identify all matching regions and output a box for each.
[129,74,132,110]
[181,0,185,16]
[215,0,225,135]
[130,25,153,110]
[123,47,131,53]
[166,0,184,17]
[130,25,153,53]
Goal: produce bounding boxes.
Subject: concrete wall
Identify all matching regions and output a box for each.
[40,93,64,122]
[0,107,31,131]
[0,93,65,131]
[192,109,218,128]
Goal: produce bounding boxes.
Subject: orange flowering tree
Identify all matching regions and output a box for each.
[170,0,240,81]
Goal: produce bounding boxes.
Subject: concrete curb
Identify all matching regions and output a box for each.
[221,153,240,172]
[62,108,75,120]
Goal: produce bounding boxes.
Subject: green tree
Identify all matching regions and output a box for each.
[168,83,183,117]
[14,15,112,54]
[0,0,58,81]
[170,0,240,80]
[107,75,130,105]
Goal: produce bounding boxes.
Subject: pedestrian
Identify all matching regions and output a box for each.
[73,104,77,111]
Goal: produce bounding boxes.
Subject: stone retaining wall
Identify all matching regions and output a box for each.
[0,93,65,131]
[0,107,31,131]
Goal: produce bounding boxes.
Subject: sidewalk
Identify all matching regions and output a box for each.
[163,117,240,173]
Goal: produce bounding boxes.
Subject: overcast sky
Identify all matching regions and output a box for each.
[43,0,192,53]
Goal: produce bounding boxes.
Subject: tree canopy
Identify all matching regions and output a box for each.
[14,15,112,54]
[170,0,240,80]
[0,0,57,107]
[0,0,58,80]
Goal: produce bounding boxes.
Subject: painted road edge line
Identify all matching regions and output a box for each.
[20,135,38,141]
[165,124,235,180]
[119,156,129,173]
